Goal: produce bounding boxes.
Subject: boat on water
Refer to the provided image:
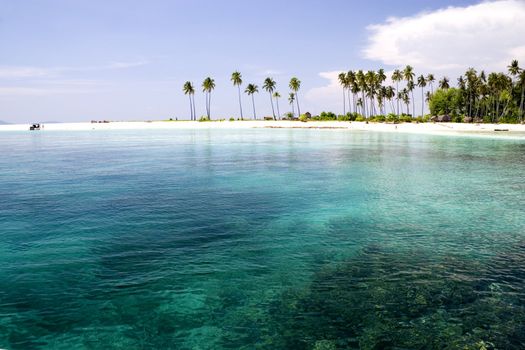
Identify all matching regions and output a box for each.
[29,123,41,130]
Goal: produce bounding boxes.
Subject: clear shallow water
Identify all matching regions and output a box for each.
[0,129,524,349]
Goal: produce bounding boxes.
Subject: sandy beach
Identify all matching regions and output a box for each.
[2,120,525,138]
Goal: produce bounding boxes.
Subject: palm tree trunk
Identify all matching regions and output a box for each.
[275,97,280,119]
[296,94,301,117]
[269,93,276,120]
[205,92,209,118]
[342,88,346,115]
[421,87,424,118]
[411,91,415,118]
[192,94,196,121]
[188,95,193,120]
[520,82,525,122]
[252,95,256,119]
[208,92,212,119]
[291,102,295,117]
[396,82,400,116]
[238,85,243,120]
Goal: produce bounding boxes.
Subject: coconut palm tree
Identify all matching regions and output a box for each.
[518,70,525,122]
[401,88,410,115]
[202,77,215,119]
[289,77,301,117]
[273,92,281,119]
[338,72,347,115]
[231,71,244,120]
[245,84,258,119]
[288,92,296,117]
[183,81,196,120]
[417,75,426,117]
[356,70,367,116]
[439,77,450,90]
[392,69,403,115]
[508,60,524,122]
[263,77,277,120]
[426,74,435,94]
[347,71,357,113]
[386,86,396,113]
[403,66,415,117]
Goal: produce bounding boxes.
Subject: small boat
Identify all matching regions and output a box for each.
[29,123,41,130]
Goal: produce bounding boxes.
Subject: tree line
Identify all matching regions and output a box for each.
[183,74,301,121]
[182,60,525,123]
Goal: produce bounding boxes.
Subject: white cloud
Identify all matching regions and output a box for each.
[0,67,56,79]
[363,0,525,73]
[0,61,148,80]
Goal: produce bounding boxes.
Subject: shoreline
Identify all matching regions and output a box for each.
[1,120,525,139]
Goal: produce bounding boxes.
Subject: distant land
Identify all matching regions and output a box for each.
[0,120,11,125]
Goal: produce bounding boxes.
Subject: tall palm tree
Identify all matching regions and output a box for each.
[386,86,395,114]
[417,75,427,117]
[508,60,524,122]
[439,77,450,90]
[263,77,277,120]
[403,66,415,117]
[338,72,347,115]
[426,74,435,94]
[401,88,410,115]
[289,77,301,117]
[273,92,281,119]
[231,71,244,120]
[519,70,525,122]
[392,69,403,116]
[202,77,215,119]
[183,81,196,120]
[245,84,258,119]
[347,71,357,113]
[288,92,296,117]
[356,70,367,116]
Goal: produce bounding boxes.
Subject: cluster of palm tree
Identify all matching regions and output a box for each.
[337,60,525,123]
[337,66,435,118]
[183,60,524,123]
[183,74,302,120]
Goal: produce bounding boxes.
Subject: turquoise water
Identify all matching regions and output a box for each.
[0,129,524,349]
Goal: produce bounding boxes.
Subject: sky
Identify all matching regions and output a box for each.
[1,0,525,123]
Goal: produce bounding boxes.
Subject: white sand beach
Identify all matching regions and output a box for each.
[1,120,525,138]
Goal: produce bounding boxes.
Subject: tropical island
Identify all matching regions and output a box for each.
[180,60,525,125]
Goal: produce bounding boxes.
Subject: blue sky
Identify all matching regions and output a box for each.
[1,0,524,123]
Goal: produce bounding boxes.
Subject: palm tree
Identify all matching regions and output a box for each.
[386,86,395,114]
[356,70,367,116]
[401,88,410,115]
[439,77,450,90]
[508,60,524,122]
[231,71,244,120]
[519,70,525,122]
[289,77,301,117]
[263,77,277,120]
[245,84,258,119]
[183,81,196,120]
[426,74,435,94]
[417,75,427,117]
[347,71,357,113]
[392,69,403,115]
[273,92,281,119]
[202,77,215,119]
[338,72,347,115]
[403,66,415,117]
[288,92,296,117]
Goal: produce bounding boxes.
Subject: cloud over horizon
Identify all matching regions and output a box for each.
[363,0,525,73]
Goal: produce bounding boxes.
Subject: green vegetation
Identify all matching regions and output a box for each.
[183,60,524,123]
